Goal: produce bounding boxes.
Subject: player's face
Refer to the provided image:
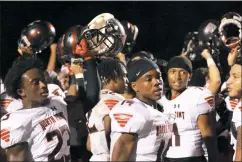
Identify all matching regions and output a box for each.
[168,68,190,92]
[134,69,163,101]
[115,64,128,94]
[227,64,242,99]
[21,68,49,104]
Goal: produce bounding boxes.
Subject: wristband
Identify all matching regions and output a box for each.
[207,58,215,67]
[75,73,84,79]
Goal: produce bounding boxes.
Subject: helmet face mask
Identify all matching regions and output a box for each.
[82,13,126,57]
[219,12,242,49]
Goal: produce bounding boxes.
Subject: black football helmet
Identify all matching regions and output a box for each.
[120,20,139,55]
[219,12,242,49]
[57,25,84,64]
[18,20,56,54]
[182,31,204,61]
[197,19,224,51]
[81,13,127,57]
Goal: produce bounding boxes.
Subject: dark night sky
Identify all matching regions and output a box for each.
[1,1,241,78]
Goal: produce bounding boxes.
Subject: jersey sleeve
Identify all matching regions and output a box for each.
[232,104,242,129]
[195,89,215,119]
[110,101,146,134]
[0,113,32,149]
[48,84,66,99]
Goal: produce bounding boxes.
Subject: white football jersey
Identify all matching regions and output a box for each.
[230,100,242,158]
[0,95,70,161]
[110,98,174,161]
[158,87,215,158]
[0,84,65,113]
[86,89,125,161]
[225,96,240,111]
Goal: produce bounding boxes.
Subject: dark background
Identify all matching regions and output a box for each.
[0,1,241,79]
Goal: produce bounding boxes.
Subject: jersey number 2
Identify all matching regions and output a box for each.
[46,125,71,162]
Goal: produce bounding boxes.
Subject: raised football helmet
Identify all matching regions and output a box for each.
[80,13,127,57]
[219,12,242,49]
[182,31,204,61]
[121,20,139,55]
[18,20,56,54]
[56,25,84,64]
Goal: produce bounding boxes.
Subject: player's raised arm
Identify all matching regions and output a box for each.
[201,49,221,94]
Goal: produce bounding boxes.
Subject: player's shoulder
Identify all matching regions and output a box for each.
[187,86,213,99]
[48,83,66,98]
[101,90,124,100]
[1,110,34,130]
[0,92,22,113]
[187,86,211,94]
[99,90,124,111]
[0,110,35,149]
[110,98,149,119]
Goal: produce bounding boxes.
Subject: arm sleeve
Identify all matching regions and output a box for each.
[82,59,101,113]
[195,90,215,120]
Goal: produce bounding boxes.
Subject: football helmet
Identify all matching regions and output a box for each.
[18,20,56,54]
[121,20,139,55]
[56,25,84,64]
[81,13,127,57]
[219,12,242,49]
[182,31,204,61]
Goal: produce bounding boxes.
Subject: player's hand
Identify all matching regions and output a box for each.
[70,64,83,75]
[75,39,95,60]
[201,49,212,60]
[116,52,126,65]
[61,63,74,76]
[17,47,33,56]
[227,45,240,66]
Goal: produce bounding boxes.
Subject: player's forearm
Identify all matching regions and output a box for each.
[86,135,91,152]
[7,142,28,162]
[111,136,136,161]
[207,61,221,94]
[198,113,218,162]
[203,136,218,162]
[46,45,57,71]
[235,126,242,161]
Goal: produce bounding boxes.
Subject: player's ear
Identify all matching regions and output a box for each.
[131,82,138,92]
[17,88,26,97]
[188,74,192,81]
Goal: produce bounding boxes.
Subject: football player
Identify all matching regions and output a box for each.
[86,58,127,161]
[159,56,218,162]
[110,58,174,161]
[0,55,70,161]
[226,59,242,161]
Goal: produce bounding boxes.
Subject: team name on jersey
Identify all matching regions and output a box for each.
[175,111,185,119]
[39,112,66,131]
[156,124,173,136]
[173,104,185,119]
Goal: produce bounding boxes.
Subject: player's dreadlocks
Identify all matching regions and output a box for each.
[4,55,45,99]
[97,58,126,86]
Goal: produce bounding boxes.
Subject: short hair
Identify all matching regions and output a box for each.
[4,55,45,99]
[188,67,208,87]
[97,58,126,86]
